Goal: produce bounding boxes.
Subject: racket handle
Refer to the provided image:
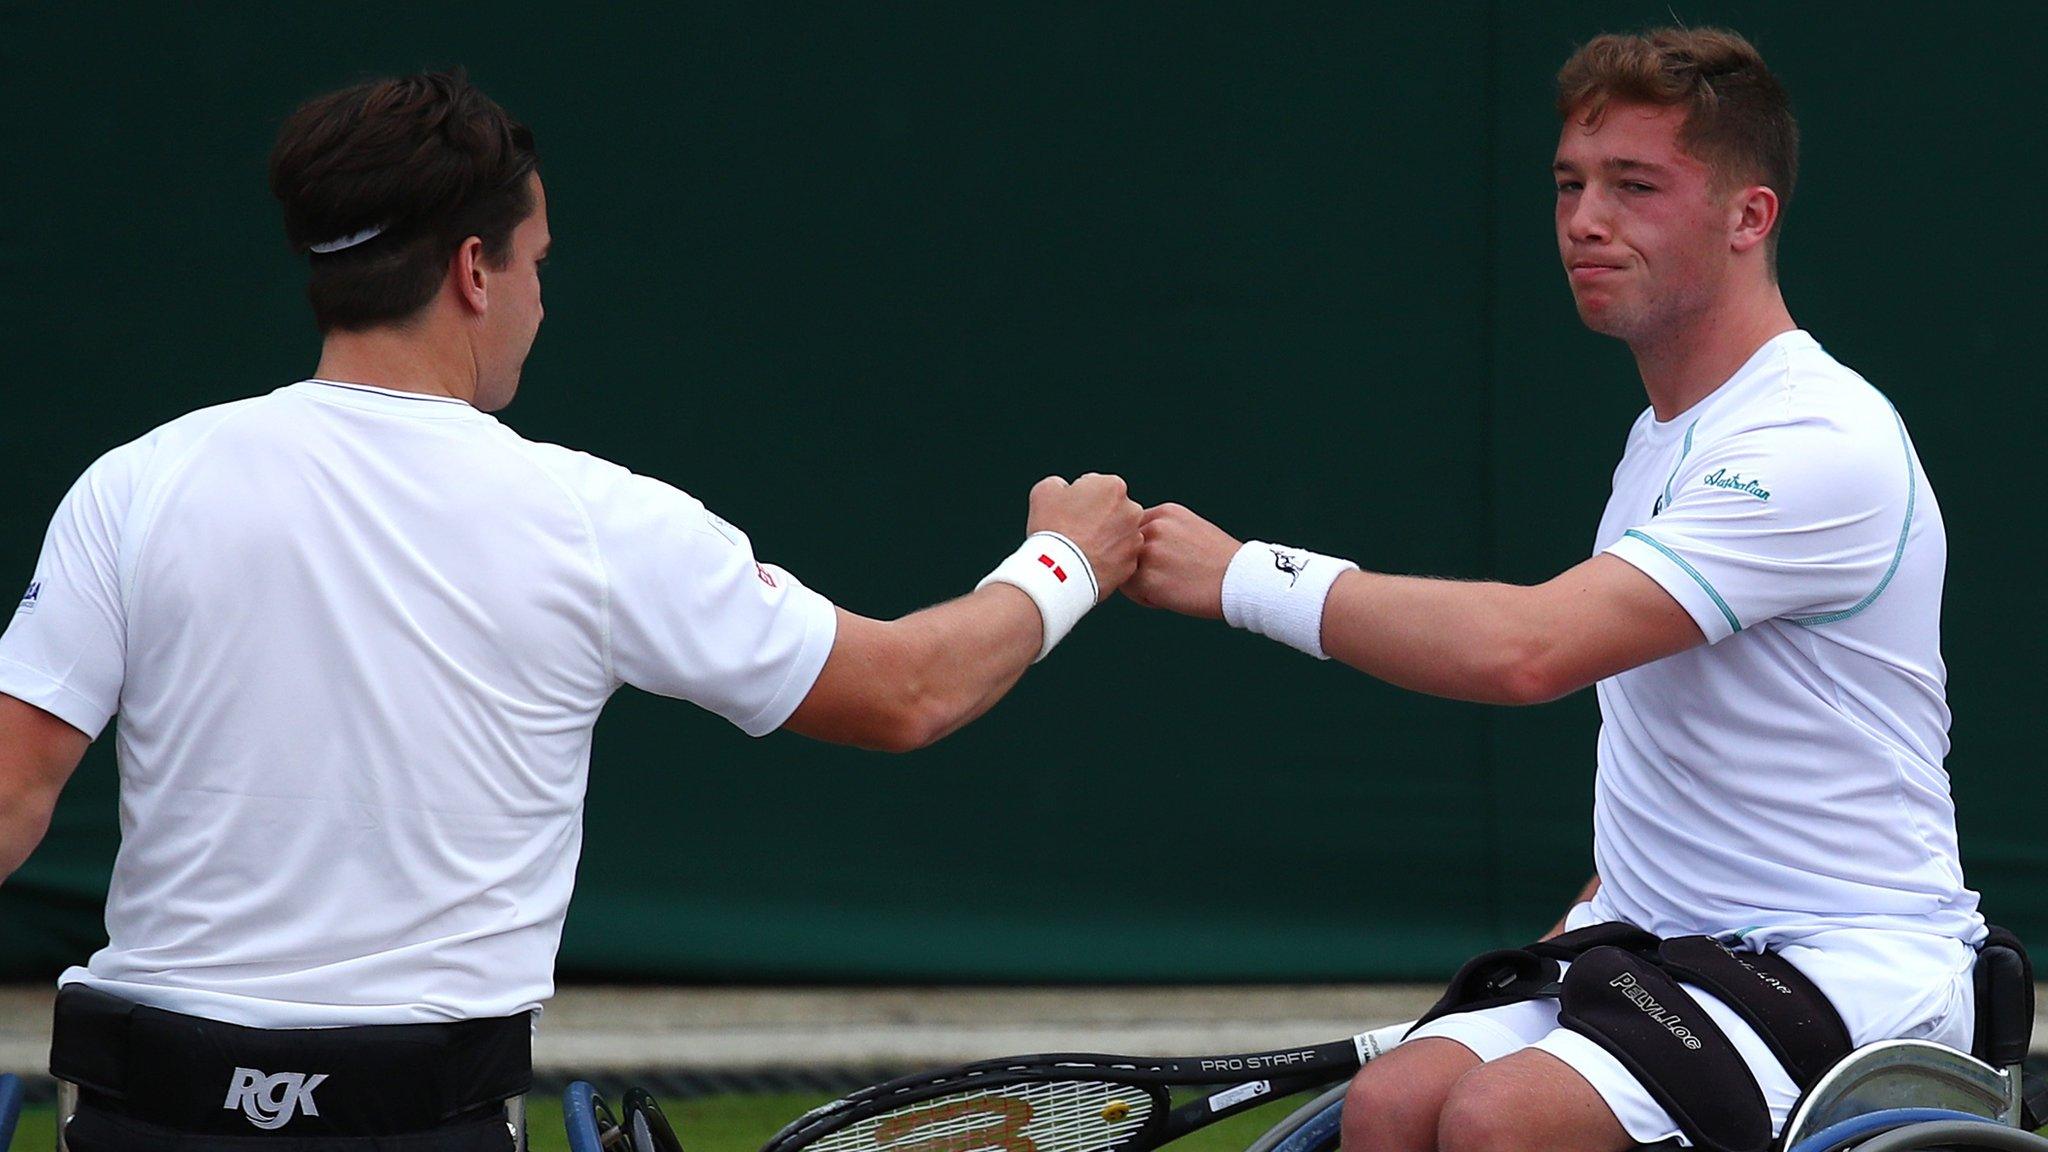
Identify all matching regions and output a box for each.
[1353,1020,1416,1064]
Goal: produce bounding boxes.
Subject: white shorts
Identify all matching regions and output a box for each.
[1407,904,1979,1147]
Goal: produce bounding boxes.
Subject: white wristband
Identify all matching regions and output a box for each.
[977,530,1100,661]
[1221,540,1358,659]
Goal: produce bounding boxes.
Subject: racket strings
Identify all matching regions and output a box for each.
[804,1080,1159,1152]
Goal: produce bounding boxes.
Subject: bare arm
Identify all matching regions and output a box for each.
[1318,555,1702,704]
[1123,504,1703,704]
[784,591,1041,752]
[0,694,90,882]
[784,474,1143,752]
[1541,874,1601,941]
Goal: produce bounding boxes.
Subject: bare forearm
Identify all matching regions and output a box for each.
[1542,874,1601,940]
[787,590,1043,752]
[1319,570,1559,705]
[0,792,58,882]
[0,695,88,881]
[893,584,1044,745]
[1129,510,1703,706]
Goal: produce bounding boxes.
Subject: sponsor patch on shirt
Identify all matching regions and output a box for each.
[703,510,742,546]
[15,580,39,614]
[1702,467,1771,501]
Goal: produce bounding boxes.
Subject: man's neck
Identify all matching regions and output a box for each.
[313,321,479,405]
[1631,285,1796,423]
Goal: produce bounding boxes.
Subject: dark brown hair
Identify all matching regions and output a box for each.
[1557,28,1798,268]
[270,70,539,332]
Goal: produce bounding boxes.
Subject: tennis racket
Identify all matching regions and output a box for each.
[758,1021,1414,1152]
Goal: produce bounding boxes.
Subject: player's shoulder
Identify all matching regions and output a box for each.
[1714,332,1903,459]
[1688,334,1916,520]
[81,392,281,488]
[489,429,710,519]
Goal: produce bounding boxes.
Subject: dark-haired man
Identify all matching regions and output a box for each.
[0,72,1139,1151]
[1124,28,1982,1152]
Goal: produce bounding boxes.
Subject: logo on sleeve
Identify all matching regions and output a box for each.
[704,510,742,546]
[15,581,38,615]
[1701,468,1771,501]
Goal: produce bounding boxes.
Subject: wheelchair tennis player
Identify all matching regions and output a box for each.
[1125,26,2023,1152]
[0,71,1141,1150]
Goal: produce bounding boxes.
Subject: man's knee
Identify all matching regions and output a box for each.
[1339,1038,1476,1152]
[1436,1053,1632,1152]
[1435,1081,1525,1152]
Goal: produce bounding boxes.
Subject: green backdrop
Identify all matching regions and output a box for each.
[2,3,2040,981]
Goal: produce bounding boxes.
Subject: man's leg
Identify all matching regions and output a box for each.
[1345,995,1574,1152]
[1339,1037,1478,1152]
[1435,1049,1633,1152]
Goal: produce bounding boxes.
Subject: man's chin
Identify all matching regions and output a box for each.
[1573,295,1634,339]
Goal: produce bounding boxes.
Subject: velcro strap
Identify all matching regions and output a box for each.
[1409,948,1562,1035]
[1528,921,1662,961]
[1557,946,1772,1152]
[1655,935,1851,1089]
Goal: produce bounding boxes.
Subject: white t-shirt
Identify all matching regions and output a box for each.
[0,380,838,1026]
[1595,331,1982,957]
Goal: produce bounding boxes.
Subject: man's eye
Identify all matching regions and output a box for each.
[1622,181,1655,193]
[1556,181,1583,193]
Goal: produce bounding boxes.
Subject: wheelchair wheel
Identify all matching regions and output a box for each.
[0,1073,22,1152]
[564,1080,621,1152]
[1240,1083,1345,1152]
[622,1087,686,1152]
[1840,1118,2048,1151]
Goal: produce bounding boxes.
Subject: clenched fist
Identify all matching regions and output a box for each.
[1121,503,1241,618]
[1026,474,1144,601]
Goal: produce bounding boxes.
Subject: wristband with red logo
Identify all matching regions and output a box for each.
[977,530,1099,661]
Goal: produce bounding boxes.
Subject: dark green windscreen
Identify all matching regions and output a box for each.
[1,4,2039,980]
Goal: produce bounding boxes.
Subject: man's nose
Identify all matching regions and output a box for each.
[1568,187,1613,244]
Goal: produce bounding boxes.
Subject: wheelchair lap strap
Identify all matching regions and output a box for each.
[1654,935,1852,1089]
[1556,946,1773,1152]
[1407,949,1562,1036]
[1527,920,1663,962]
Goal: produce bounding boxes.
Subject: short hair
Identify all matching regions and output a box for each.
[269,70,539,333]
[1556,28,1798,268]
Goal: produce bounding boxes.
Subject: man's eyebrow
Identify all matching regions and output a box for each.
[1551,157,1674,176]
[1602,157,1673,175]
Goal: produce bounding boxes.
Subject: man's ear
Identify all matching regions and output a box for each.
[1729,184,1780,256]
[451,236,489,314]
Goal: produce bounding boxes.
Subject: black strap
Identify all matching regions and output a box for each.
[63,1105,514,1151]
[1528,921,1662,962]
[50,986,529,1137]
[1654,935,1851,1089]
[1975,924,2035,1068]
[1557,946,1773,1152]
[1408,948,1562,1035]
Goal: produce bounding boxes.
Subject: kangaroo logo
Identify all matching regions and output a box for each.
[1269,548,1307,587]
[224,1067,330,1130]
